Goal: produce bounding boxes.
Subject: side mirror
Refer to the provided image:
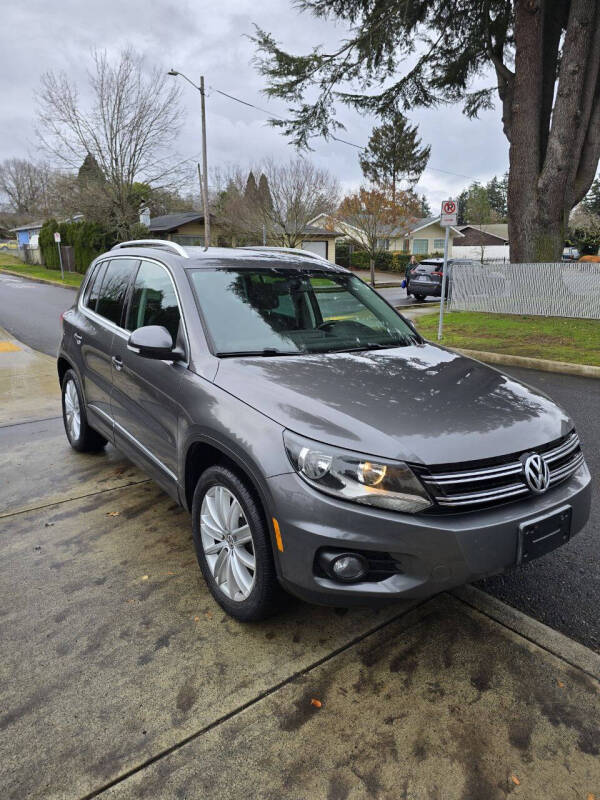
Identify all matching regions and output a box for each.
[128,325,184,361]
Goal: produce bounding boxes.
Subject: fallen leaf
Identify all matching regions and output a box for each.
[205,611,213,619]
[141,575,149,581]
[167,571,175,576]
[107,511,120,517]
[310,698,322,708]
[557,680,565,688]
[511,775,520,786]
[587,794,595,800]
[193,616,200,622]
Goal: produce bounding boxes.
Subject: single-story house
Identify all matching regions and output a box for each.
[10,213,85,248]
[308,213,464,256]
[10,220,44,247]
[148,213,342,263]
[453,223,510,261]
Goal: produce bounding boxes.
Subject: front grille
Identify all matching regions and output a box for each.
[420,431,584,511]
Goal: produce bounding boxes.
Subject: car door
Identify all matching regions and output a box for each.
[110,258,186,488]
[70,259,114,436]
[77,257,139,433]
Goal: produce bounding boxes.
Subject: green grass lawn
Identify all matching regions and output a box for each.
[0,254,82,287]
[414,311,600,366]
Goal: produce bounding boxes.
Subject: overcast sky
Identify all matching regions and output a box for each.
[2,0,509,210]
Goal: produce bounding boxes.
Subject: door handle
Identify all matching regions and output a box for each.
[73,332,82,345]
[112,356,123,371]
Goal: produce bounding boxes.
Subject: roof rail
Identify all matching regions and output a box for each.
[111,239,189,258]
[241,245,329,262]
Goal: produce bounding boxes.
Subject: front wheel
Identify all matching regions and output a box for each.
[413,293,426,302]
[61,369,107,453]
[192,465,284,621]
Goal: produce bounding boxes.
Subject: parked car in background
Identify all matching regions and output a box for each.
[57,240,590,622]
[406,258,477,301]
[579,254,600,263]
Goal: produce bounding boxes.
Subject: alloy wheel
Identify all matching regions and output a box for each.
[200,485,256,601]
[64,379,81,441]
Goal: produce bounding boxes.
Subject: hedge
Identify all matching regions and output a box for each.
[335,243,444,272]
[39,220,118,273]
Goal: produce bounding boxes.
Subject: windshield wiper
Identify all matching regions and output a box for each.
[328,337,417,353]
[215,348,305,358]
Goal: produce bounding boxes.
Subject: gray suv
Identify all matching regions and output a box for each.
[57,240,591,621]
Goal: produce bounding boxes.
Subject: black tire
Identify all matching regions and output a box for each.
[413,293,426,302]
[192,465,284,621]
[61,369,107,453]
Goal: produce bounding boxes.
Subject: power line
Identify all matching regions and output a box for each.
[208,84,479,182]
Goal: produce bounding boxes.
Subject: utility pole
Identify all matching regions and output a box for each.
[168,69,211,249]
[200,76,210,250]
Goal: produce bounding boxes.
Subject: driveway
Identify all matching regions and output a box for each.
[1,330,599,799]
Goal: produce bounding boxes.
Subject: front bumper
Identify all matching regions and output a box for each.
[267,463,591,606]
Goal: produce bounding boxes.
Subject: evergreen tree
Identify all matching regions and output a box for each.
[258,173,273,210]
[583,177,600,216]
[253,1,600,262]
[359,112,430,202]
[419,195,431,217]
[244,171,259,205]
[486,174,508,220]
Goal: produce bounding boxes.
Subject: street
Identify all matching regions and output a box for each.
[0,276,598,652]
[0,272,75,357]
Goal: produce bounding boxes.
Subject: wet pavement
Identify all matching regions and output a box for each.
[1,328,600,799]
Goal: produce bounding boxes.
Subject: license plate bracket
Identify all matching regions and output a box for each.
[518,505,572,563]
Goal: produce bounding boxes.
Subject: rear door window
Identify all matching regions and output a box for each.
[85,261,108,311]
[96,259,138,326]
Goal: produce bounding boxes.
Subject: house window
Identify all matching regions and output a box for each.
[433,238,445,251]
[376,238,390,251]
[412,239,428,254]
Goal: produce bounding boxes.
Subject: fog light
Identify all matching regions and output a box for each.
[331,554,368,582]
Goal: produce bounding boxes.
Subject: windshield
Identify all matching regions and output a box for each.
[189,267,420,356]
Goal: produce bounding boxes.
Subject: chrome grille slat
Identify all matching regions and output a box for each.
[422,432,584,511]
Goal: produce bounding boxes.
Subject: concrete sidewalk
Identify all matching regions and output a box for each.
[1,332,599,800]
[0,324,60,425]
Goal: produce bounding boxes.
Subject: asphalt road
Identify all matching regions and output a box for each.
[1,275,598,650]
[0,272,75,356]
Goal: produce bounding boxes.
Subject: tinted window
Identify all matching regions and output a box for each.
[417,262,443,273]
[126,261,181,343]
[85,261,108,311]
[190,267,418,355]
[96,259,138,326]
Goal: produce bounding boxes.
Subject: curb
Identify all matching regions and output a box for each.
[0,267,79,291]
[453,585,600,681]
[451,347,600,379]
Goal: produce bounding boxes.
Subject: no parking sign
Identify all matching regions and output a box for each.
[441,200,457,226]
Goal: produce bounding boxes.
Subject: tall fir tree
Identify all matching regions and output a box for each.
[254,1,600,262]
[359,112,430,202]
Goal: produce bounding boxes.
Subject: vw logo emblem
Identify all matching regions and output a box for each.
[523,453,550,494]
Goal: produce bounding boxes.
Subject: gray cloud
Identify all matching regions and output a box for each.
[1,0,508,207]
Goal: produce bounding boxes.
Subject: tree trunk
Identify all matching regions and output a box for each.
[370,257,375,286]
[508,0,600,263]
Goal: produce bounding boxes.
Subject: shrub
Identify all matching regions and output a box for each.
[40,219,118,273]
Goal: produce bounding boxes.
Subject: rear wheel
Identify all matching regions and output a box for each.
[61,369,107,453]
[413,293,426,302]
[192,465,283,621]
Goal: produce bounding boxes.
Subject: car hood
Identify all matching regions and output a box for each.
[214,343,572,465]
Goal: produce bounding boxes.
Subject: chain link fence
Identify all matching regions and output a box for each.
[448,261,600,319]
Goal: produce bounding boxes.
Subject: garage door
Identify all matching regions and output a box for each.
[302,241,327,259]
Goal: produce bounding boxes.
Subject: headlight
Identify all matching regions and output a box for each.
[283,430,432,513]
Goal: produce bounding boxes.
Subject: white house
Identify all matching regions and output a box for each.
[309,213,464,256]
